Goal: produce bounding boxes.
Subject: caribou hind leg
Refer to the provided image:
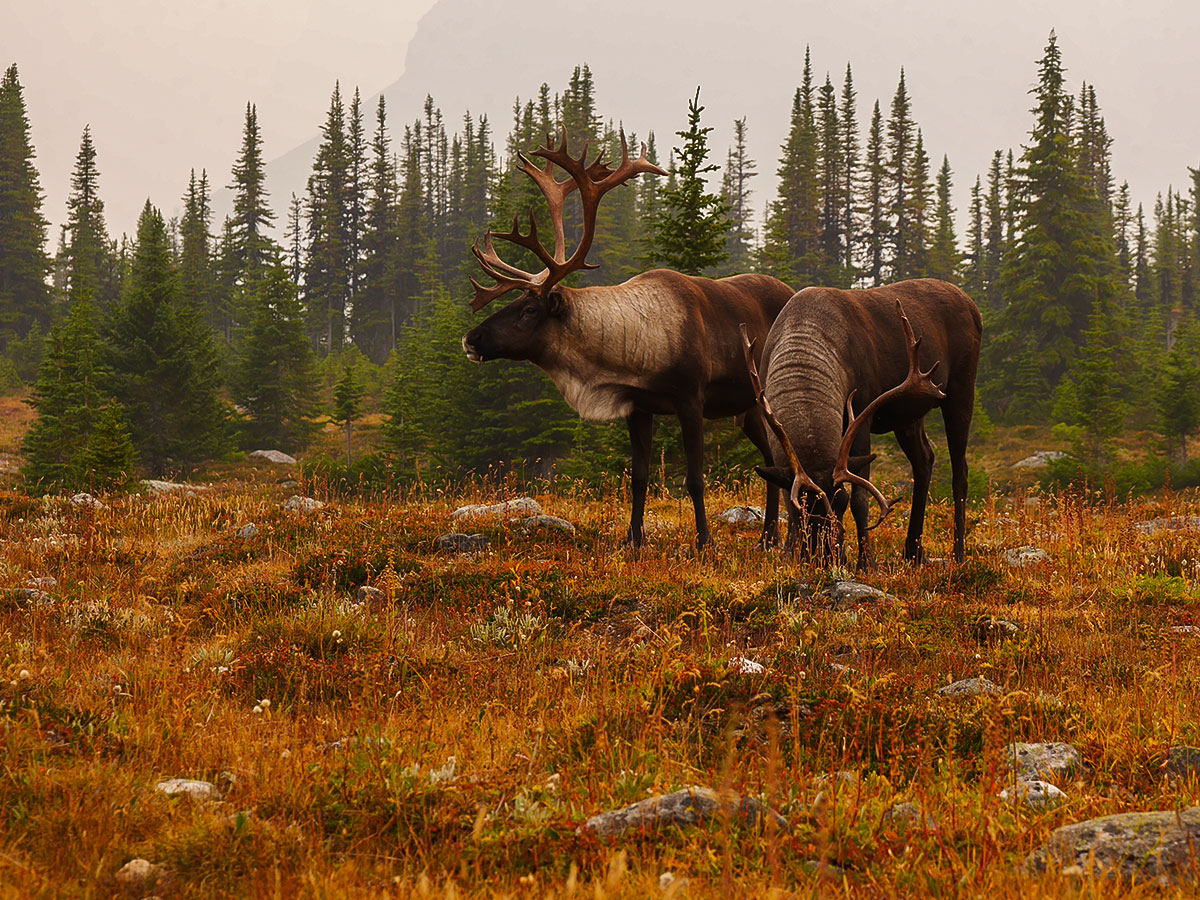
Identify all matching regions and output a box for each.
[626,409,654,547]
[738,408,780,547]
[894,419,935,563]
[942,390,975,562]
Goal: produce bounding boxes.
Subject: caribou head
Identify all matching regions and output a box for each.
[461,127,665,364]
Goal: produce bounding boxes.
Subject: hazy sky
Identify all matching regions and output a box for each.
[6,0,439,237]
[5,0,1200,244]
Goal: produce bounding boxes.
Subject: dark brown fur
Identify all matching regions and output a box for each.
[757,278,982,565]
[463,269,795,547]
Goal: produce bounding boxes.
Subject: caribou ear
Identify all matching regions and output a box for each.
[546,290,568,316]
[755,466,794,490]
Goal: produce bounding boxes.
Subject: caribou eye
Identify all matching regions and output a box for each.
[521,305,538,318]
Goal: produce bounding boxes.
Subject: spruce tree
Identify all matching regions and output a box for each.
[179,169,220,338]
[720,117,756,274]
[331,360,364,465]
[886,70,915,279]
[906,129,932,277]
[649,88,729,275]
[1157,320,1200,464]
[0,64,50,343]
[862,100,887,286]
[354,95,401,362]
[928,155,960,282]
[64,126,115,309]
[228,103,277,287]
[963,176,985,298]
[105,201,227,473]
[839,63,860,280]
[816,74,846,284]
[21,297,125,489]
[305,83,351,354]
[235,260,319,451]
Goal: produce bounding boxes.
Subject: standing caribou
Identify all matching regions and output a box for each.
[742,279,982,567]
[461,127,795,548]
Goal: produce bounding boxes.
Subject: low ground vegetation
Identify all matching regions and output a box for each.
[2,441,1200,897]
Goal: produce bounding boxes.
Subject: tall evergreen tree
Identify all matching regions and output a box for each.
[64,126,114,309]
[906,129,932,277]
[235,260,319,451]
[816,74,846,284]
[862,100,887,286]
[354,95,401,362]
[649,88,729,275]
[983,150,1006,309]
[178,169,220,337]
[228,103,277,286]
[963,176,985,298]
[105,201,227,472]
[928,155,960,281]
[305,83,351,354]
[886,69,916,278]
[839,63,860,280]
[0,63,50,343]
[720,117,756,274]
[767,49,820,284]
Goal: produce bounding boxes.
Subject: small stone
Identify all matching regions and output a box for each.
[1168,624,1199,635]
[973,616,1020,643]
[1135,515,1200,536]
[817,580,897,609]
[25,576,58,590]
[436,533,489,553]
[355,585,385,606]
[521,514,576,534]
[884,801,939,831]
[936,676,1001,698]
[582,786,788,838]
[115,858,164,886]
[829,662,856,677]
[1164,746,1200,781]
[716,506,765,526]
[248,449,297,465]
[1001,779,1066,808]
[727,657,765,675]
[1008,742,1081,781]
[237,523,258,539]
[142,479,207,495]
[70,492,104,509]
[282,495,324,513]
[10,587,53,606]
[451,497,542,521]
[1012,451,1069,469]
[154,778,222,802]
[1003,546,1049,567]
[1027,808,1200,883]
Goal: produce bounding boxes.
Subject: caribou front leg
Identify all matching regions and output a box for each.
[678,402,711,549]
[626,409,653,547]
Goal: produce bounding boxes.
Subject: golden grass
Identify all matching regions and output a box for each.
[2,463,1200,898]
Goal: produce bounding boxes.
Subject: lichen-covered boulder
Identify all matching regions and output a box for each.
[582,786,787,838]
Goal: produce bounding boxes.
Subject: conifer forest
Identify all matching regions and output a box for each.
[4,27,1200,899]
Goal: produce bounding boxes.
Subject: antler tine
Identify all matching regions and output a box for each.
[740,324,837,524]
[831,301,947,526]
[472,230,539,282]
[470,274,537,312]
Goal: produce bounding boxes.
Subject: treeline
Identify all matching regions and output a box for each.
[1,33,1199,491]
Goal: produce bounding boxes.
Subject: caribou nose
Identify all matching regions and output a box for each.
[462,334,483,363]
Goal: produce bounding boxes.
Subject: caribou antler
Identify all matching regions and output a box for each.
[832,301,947,528]
[470,126,666,311]
[740,324,838,525]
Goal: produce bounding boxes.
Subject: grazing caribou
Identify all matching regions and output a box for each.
[461,127,795,548]
[742,279,982,566]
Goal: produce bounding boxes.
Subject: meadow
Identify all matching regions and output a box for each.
[2,416,1200,898]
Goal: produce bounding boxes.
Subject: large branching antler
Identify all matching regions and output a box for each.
[832,301,947,529]
[740,324,837,526]
[469,126,666,312]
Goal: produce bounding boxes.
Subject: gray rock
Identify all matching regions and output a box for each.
[10,587,54,606]
[817,581,897,609]
[1135,516,1200,536]
[355,585,385,606]
[237,523,258,539]
[1008,742,1082,781]
[436,533,489,553]
[70,492,104,509]
[115,858,165,886]
[726,656,765,675]
[154,778,221,802]
[1026,807,1200,884]
[521,514,576,534]
[282,495,324,513]
[973,616,1021,643]
[1168,625,1200,635]
[26,576,58,590]
[1004,546,1050,567]
[582,786,788,838]
[1164,746,1200,781]
[142,479,207,495]
[884,801,939,831]
[800,859,847,879]
[1001,779,1066,808]
[716,506,766,526]
[1012,451,1069,469]
[936,676,1001,698]
[248,449,297,465]
[451,497,542,520]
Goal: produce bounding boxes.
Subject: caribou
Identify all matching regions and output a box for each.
[461,127,795,548]
[741,279,982,567]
